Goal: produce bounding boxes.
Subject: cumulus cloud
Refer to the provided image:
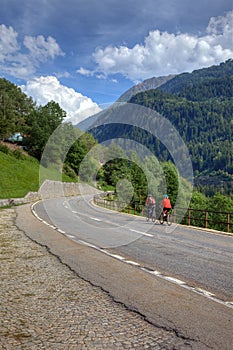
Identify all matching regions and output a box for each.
[23,35,64,61]
[84,11,233,81]
[0,24,19,58]
[21,76,101,125]
[0,24,64,79]
[76,67,93,77]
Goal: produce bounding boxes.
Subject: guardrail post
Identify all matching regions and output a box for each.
[205,211,208,229]
[173,208,176,223]
[227,213,230,233]
[188,208,191,225]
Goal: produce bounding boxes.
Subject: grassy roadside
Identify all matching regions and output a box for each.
[0,148,77,199]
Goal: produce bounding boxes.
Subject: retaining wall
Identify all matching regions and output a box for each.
[0,180,100,207]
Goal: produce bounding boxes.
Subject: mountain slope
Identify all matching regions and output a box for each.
[81,60,233,195]
[77,75,174,130]
[117,74,175,102]
[158,59,233,95]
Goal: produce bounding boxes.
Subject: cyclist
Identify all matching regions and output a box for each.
[161,194,172,215]
[146,194,156,206]
[145,194,156,220]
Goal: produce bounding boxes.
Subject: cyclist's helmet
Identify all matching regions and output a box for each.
[164,194,168,198]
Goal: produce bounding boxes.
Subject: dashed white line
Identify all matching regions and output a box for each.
[31,203,233,310]
[90,217,102,221]
[130,229,153,237]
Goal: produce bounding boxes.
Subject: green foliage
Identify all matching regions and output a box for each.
[159,59,233,95]
[0,148,77,199]
[96,142,190,209]
[208,193,233,232]
[126,60,233,195]
[23,101,67,160]
[181,190,233,232]
[65,131,98,176]
[162,162,179,205]
[0,150,40,198]
[0,78,35,139]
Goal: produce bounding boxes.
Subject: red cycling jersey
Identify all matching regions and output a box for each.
[146,197,155,205]
[162,198,172,209]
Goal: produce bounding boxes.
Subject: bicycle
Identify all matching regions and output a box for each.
[146,205,156,222]
[159,209,172,226]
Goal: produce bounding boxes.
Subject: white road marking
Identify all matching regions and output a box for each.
[125,260,140,266]
[31,202,233,310]
[90,217,102,221]
[57,229,66,234]
[130,229,153,237]
[163,276,186,285]
[195,288,215,297]
[67,234,76,239]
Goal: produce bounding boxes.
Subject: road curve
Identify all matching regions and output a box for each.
[34,195,233,302]
[16,197,233,350]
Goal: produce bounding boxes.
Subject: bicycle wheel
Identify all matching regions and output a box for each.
[167,213,172,226]
[159,212,164,224]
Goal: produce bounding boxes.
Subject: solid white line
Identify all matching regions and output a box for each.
[107,253,125,260]
[125,260,140,266]
[31,203,233,310]
[57,229,66,234]
[195,288,215,297]
[163,276,186,285]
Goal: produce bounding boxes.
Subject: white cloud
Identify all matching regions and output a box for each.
[21,76,101,125]
[77,67,93,77]
[0,24,19,59]
[23,35,64,61]
[89,11,233,81]
[0,24,64,79]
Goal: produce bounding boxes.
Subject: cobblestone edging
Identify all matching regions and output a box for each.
[0,208,189,349]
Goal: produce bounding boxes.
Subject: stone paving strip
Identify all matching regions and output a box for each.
[0,208,191,349]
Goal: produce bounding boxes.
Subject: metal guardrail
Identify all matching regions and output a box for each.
[93,195,233,233]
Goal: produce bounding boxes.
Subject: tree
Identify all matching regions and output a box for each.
[0,78,35,139]
[65,131,97,175]
[162,162,179,206]
[24,101,66,160]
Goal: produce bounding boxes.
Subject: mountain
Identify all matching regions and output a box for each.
[78,60,233,195]
[117,74,175,102]
[77,74,174,131]
[158,59,233,95]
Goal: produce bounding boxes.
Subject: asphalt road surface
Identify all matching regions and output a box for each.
[33,195,233,303]
[16,198,233,350]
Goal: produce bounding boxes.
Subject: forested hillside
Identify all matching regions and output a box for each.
[1,74,233,231]
[89,60,233,195]
[117,74,175,102]
[0,78,98,188]
[158,59,233,95]
[129,59,233,194]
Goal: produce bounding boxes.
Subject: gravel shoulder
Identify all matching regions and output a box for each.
[1,207,192,350]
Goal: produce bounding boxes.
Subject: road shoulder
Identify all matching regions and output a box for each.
[16,203,233,350]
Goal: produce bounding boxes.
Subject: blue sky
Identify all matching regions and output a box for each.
[0,0,232,124]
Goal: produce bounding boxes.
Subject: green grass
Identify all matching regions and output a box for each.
[0,151,77,199]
